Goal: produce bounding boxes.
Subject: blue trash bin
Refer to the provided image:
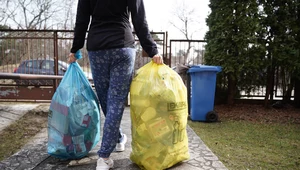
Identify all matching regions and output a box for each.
[187,65,222,122]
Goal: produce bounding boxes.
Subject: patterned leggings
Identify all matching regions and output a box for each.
[88,48,136,158]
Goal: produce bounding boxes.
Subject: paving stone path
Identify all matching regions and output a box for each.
[0,103,228,170]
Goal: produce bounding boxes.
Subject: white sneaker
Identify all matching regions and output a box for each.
[96,158,113,170]
[115,134,127,152]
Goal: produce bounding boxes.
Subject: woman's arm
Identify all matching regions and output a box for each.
[70,0,92,53]
[128,0,159,58]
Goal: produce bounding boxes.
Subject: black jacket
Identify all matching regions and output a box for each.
[71,0,158,57]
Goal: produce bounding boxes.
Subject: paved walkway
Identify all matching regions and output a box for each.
[0,103,227,170]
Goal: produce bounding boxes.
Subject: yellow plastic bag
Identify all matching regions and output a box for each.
[130,61,190,170]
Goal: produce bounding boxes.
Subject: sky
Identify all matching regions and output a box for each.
[71,0,210,40]
[143,0,211,40]
[3,0,210,40]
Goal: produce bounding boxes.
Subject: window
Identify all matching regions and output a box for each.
[41,60,54,70]
[25,60,40,69]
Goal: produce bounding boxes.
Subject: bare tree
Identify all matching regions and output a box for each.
[2,0,74,29]
[0,0,8,24]
[169,0,204,66]
[62,0,75,29]
[0,0,77,64]
[169,0,202,40]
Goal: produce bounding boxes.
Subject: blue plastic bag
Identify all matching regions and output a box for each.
[48,62,100,159]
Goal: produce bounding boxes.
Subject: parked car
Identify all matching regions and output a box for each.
[14,59,68,75]
[13,59,92,86]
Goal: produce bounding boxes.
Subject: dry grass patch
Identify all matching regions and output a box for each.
[0,107,48,161]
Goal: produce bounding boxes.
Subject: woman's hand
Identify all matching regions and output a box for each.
[67,53,77,63]
[152,54,163,64]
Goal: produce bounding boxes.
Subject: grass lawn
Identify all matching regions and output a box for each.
[188,104,300,170]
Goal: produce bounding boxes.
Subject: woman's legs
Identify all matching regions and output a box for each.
[88,48,136,158]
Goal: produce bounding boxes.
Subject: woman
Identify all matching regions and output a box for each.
[68,0,163,169]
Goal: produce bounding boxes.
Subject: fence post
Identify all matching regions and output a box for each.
[53,31,59,90]
[295,78,300,108]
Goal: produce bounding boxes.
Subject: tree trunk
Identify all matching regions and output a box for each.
[283,76,294,104]
[227,73,236,105]
[264,67,271,107]
[264,66,275,107]
[185,42,192,65]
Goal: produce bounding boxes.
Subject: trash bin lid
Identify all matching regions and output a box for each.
[188,65,222,73]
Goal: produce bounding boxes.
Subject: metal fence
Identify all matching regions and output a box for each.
[0,29,166,101]
[167,39,294,101]
[169,39,206,67]
[0,29,294,102]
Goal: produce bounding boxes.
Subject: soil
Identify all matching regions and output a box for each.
[214,104,300,124]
